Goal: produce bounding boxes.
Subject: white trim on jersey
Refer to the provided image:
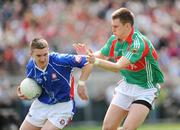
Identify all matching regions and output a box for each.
[27,68,33,77]
[49,63,71,87]
[134,36,140,50]
[145,58,154,88]
[52,61,71,68]
[125,36,141,60]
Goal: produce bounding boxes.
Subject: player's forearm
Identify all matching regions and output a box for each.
[79,64,93,81]
[93,51,109,60]
[94,57,130,72]
[94,58,120,72]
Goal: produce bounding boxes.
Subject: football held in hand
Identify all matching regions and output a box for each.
[20,78,42,100]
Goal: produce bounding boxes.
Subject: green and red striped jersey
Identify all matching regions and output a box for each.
[101,28,164,88]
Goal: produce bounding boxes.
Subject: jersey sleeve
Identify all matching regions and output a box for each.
[69,54,88,68]
[25,59,34,78]
[100,35,116,56]
[52,52,88,68]
[123,36,146,63]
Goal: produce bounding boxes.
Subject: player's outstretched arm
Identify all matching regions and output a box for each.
[87,52,131,72]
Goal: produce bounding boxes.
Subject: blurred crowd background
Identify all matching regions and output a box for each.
[0,0,179,129]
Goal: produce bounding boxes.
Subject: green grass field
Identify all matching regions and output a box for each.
[65,123,180,130]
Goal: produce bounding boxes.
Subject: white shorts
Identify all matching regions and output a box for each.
[25,99,74,129]
[111,80,160,111]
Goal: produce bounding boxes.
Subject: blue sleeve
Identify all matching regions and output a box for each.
[51,52,88,68]
[26,59,34,78]
[69,54,88,68]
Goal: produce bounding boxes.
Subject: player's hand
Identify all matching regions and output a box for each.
[73,43,89,55]
[87,50,96,64]
[77,84,89,101]
[16,86,29,100]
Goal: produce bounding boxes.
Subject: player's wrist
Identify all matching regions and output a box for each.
[78,80,86,86]
[94,58,99,65]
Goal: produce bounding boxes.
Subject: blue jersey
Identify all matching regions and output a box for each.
[26,52,88,104]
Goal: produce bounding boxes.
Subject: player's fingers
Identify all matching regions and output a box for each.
[17,91,28,100]
[86,48,91,55]
[16,86,22,95]
[73,45,80,51]
[17,93,24,97]
[86,57,92,64]
[75,43,84,48]
[84,94,89,100]
[78,90,88,100]
[82,90,89,100]
[20,95,28,100]
[78,93,85,100]
[81,94,88,100]
[73,44,82,51]
[88,49,93,54]
[80,91,88,99]
[87,55,94,61]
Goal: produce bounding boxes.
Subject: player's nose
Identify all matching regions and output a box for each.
[40,56,46,62]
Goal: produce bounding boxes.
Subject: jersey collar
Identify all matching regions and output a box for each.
[125,27,134,45]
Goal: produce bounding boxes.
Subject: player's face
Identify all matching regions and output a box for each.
[111,18,129,40]
[32,47,49,69]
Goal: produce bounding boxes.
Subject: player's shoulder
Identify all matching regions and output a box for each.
[49,52,75,64]
[50,52,73,59]
[26,58,34,69]
[132,28,141,39]
[105,35,118,46]
[132,29,146,44]
[109,35,117,41]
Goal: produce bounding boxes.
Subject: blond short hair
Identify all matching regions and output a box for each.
[30,38,48,50]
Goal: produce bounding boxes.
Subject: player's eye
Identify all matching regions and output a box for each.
[43,53,48,56]
[113,25,118,28]
[36,55,41,57]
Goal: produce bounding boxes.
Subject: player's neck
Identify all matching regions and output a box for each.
[121,28,132,42]
[35,59,49,70]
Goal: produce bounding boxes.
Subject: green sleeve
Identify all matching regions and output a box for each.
[123,36,146,63]
[100,35,116,56]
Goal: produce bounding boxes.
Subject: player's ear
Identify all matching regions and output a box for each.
[125,23,131,28]
[125,23,132,31]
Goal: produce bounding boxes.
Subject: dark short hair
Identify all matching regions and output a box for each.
[30,38,48,50]
[112,7,134,26]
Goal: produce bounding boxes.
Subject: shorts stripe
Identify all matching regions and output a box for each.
[132,100,152,110]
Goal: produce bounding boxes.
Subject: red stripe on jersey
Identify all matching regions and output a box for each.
[142,39,149,58]
[109,39,118,57]
[125,38,149,72]
[152,48,158,60]
[110,27,134,58]
[126,27,134,45]
[142,38,158,60]
[70,75,74,99]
